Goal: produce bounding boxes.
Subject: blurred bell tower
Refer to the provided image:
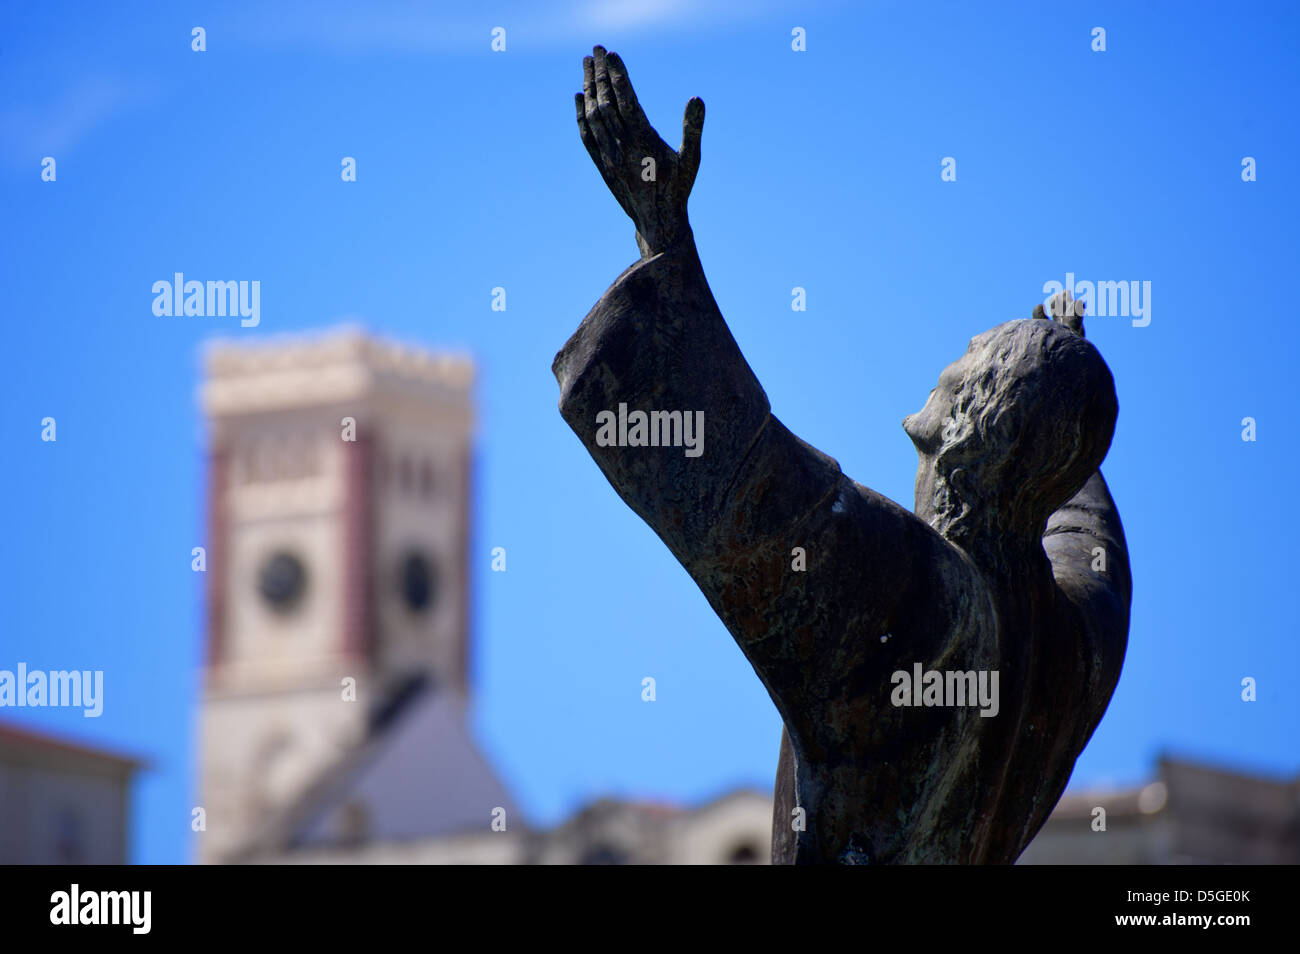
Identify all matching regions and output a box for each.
[196,327,475,862]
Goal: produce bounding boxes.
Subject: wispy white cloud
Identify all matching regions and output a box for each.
[0,0,810,169]
[0,75,158,166]
[225,0,796,55]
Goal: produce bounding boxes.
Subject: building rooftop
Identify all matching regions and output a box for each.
[0,720,144,772]
[200,325,475,417]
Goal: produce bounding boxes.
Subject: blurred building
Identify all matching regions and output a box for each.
[250,790,774,865]
[0,721,141,863]
[242,752,1300,865]
[197,327,514,863]
[1019,756,1300,864]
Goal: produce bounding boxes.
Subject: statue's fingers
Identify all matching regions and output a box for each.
[1044,292,1086,337]
[592,46,624,139]
[605,51,646,129]
[577,94,616,182]
[1049,289,1071,319]
[1064,302,1086,337]
[578,93,637,220]
[576,93,602,167]
[678,96,705,186]
[583,55,621,169]
[581,55,598,130]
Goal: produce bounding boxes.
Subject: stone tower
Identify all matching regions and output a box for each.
[196,327,489,863]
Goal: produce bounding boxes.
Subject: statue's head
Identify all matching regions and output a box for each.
[902,318,1117,549]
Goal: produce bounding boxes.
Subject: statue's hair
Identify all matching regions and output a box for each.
[930,319,1117,546]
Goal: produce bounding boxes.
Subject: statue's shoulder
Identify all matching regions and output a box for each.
[830,479,997,664]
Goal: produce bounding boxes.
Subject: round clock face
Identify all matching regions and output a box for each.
[258,551,307,612]
[398,551,436,613]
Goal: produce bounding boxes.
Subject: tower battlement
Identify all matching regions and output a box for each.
[201,326,474,421]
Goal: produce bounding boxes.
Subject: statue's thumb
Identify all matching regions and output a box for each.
[679,97,705,174]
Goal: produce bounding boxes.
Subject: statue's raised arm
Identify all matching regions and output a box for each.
[554,48,1131,865]
[556,47,930,735]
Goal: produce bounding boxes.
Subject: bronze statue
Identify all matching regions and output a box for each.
[554,46,1131,864]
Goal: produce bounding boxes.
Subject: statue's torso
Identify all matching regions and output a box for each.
[770,505,1091,864]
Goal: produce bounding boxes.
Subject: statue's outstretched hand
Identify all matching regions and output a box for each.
[576,45,704,258]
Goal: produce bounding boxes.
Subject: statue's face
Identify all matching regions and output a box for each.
[902,355,966,455]
[901,319,1117,535]
[902,352,969,521]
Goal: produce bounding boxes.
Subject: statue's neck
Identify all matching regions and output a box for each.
[945,518,1055,599]
[913,468,1056,597]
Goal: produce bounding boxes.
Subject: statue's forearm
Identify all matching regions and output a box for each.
[552,236,772,569]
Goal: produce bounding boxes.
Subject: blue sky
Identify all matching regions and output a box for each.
[1,0,1296,863]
